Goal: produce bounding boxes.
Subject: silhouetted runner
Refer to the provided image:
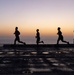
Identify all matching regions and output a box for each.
[57,27,69,44]
[35,29,44,45]
[14,27,26,45]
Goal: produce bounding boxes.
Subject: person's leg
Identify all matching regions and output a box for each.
[18,40,23,43]
[57,38,60,44]
[39,38,44,44]
[61,40,69,44]
[18,37,26,44]
[14,38,16,45]
[61,37,69,44]
[18,40,26,44]
[38,38,44,44]
[37,38,39,45]
[40,41,44,44]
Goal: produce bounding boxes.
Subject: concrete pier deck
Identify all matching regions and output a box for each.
[0,44,74,75]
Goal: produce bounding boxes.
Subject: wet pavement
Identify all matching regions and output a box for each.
[0,45,74,75]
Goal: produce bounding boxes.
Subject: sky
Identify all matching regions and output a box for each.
[0,0,74,44]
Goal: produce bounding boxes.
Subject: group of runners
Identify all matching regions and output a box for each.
[14,27,69,45]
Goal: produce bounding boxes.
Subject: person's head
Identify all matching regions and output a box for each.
[57,27,61,30]
[36,29,39,32]
[15,27,18,30]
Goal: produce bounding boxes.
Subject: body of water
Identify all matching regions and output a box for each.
[0,37,73,44]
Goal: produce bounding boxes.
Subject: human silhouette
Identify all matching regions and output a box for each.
[35,29,44,45]
[14,27,26,45]
[57,27,69,44]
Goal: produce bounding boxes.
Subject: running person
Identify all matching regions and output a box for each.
[14,27,26,45]
[57,27,69,44]
[35,29,44,45]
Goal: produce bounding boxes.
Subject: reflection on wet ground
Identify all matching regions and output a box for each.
[0,47,74,75]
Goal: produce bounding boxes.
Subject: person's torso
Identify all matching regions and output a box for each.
[15,30,20,36]
[58,31,62,36]
[36,32,40,38]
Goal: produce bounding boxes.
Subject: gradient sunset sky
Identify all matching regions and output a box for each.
[0,0,74,44]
